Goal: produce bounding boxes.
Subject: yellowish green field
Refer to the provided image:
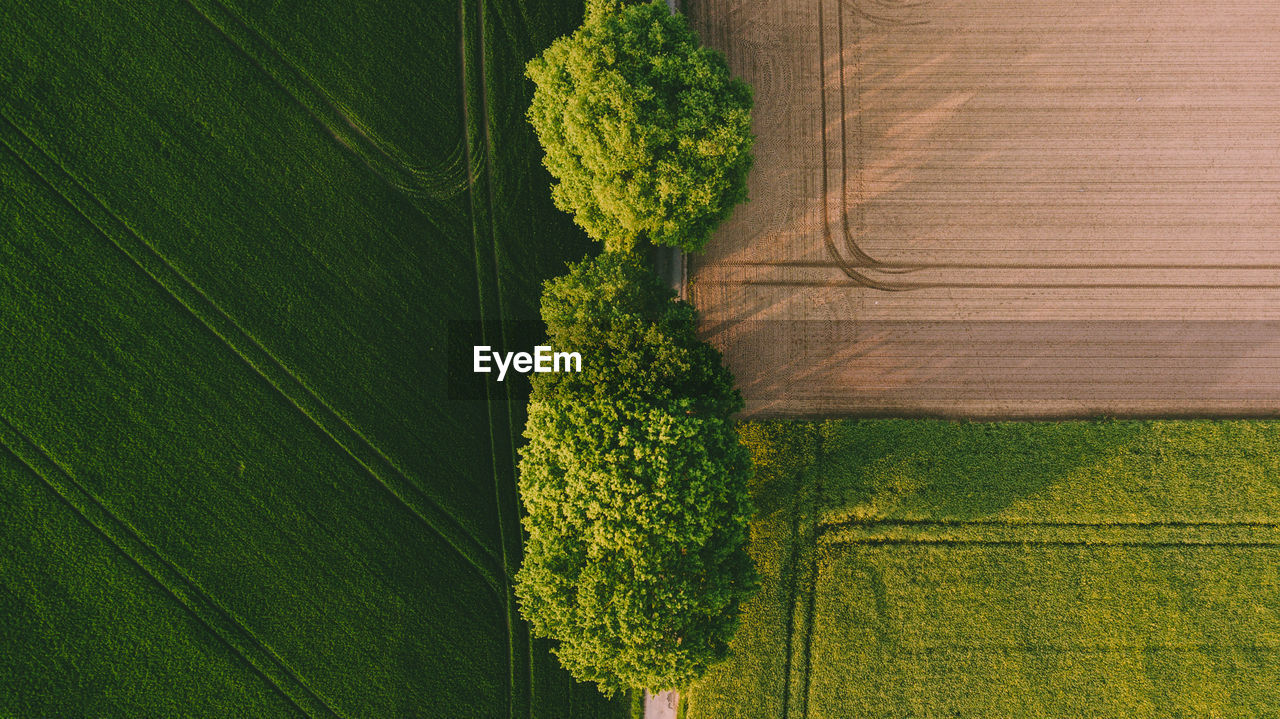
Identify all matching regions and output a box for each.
[689,420,1280,718]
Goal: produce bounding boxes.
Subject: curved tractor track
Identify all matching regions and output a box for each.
[688,0,1280,417]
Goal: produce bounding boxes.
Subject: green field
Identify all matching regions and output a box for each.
[688,420,1280,718]
[0,1,621,716]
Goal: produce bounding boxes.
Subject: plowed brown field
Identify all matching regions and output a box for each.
[688,0,1280,418]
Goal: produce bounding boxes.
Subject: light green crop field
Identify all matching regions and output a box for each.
[0,1,620,716]
[688,420,1280,719]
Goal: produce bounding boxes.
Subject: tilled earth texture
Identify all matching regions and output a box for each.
[687,0,1280,418]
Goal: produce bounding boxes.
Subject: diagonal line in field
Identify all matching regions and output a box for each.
[0,114,504,595]
[181,0,421,199]
[184,0,469,201]
[0,415,344,719]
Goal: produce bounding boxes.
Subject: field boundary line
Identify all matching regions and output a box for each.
[706,260,1280,270]
[821,517,1280,531]
[0,114,504,595]
[185,0,469,201]
[776,468,812,719]
[720,278,1280,290]
[819,513,1280,547]
[0,415,343,719]
[824,642,1280,655]
[821,537,1280,548]
[794,432,826,719]
[819,520,1280,547]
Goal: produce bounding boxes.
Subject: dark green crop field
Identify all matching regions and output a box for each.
[0,1,619,716]
[689,420,1280,719]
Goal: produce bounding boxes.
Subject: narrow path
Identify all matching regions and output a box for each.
[644,2,685,718]
[649,244,687,300]
[644,689,679,719]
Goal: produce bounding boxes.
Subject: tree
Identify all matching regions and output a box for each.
[515,252,757,693]
[525,1,754,253]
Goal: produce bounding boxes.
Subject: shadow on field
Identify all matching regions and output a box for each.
[815,419,1147,522]
[721,419,1150,719]
[690,422,822,719]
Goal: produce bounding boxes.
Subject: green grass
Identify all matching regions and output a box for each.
[0,448,304,718]
[688,419,1280,719]
[0,0,619,716]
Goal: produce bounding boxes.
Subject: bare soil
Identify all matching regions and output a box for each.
[687,0,1280,418]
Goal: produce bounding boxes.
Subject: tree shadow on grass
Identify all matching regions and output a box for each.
[680,422,821,719]
[699,419,1153,719]
[816,418,1149,522]
[741,422,822,518]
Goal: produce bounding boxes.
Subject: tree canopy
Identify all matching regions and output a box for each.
[515,252,757,693]
[525,1,754,253]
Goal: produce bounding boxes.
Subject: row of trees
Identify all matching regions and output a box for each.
[516,0,758,694]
